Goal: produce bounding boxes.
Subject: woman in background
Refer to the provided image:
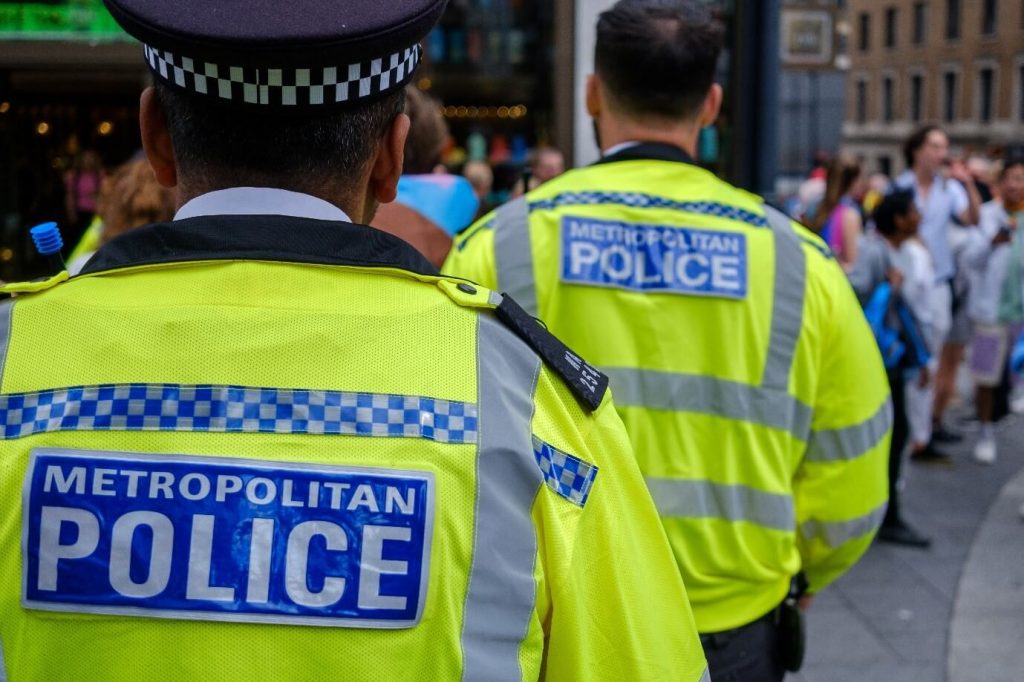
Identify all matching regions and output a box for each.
[811,154,865,271]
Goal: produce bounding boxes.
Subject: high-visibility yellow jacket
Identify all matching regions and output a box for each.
[444,143,891,633]
[0,209,708,681]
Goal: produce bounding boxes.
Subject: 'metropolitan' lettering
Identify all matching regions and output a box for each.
[39,464,418,514]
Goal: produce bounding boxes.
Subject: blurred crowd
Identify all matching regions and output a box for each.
[787,125,1024,541]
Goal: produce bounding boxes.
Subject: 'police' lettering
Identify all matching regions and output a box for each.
[24,449,435,629]
[561,216,748,299]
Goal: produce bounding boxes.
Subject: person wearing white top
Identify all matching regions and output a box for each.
[963,157,1024,465]
[898,237,939,456]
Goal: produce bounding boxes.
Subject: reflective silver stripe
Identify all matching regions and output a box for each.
[646,477,795,532]
[0,634,6,682]
[603,367,813,440]
[698,666,711,682]
[805,400,893,463]
[493,196,538,316]
[0,299,12,391]
[761,206,806,391]
[800,503,888,548]
[461,313,543,681]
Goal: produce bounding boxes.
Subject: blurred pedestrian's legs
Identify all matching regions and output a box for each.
[881,368,932,547]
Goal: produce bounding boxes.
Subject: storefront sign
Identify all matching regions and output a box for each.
[0,1,128,40]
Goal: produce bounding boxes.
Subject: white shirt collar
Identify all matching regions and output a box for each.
[174,187,352,223]
[602,141,643,158]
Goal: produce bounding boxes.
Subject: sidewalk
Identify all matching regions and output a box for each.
[792,407,1024,682]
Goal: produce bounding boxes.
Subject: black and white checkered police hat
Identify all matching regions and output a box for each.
[102,0,448,108]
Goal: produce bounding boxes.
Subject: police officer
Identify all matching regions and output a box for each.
[0,2,710,680]
[444,1,890,679]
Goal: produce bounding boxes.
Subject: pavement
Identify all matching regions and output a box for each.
[792,403,1024,682]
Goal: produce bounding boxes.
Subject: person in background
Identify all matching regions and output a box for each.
[531,146,566,185]
[901,229,941,466]
[848,189,933,548]
[462,160,494,218]
[68,157,175,274]
[810,154,865,271]
[512,146,567,197]
[967,155,995,204]
[963,151,1024,464]
[372,86,478,267]
[862,172,892,215]
[895,125,983,459]
[63,149,105,247]
[795,151,829,223]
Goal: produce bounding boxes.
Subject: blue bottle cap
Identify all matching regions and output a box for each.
[30,222,63,256]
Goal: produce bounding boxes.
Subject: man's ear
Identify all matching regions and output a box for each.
[698,83,723,128]
[585,74,601,117]
[369,113,411,205]
[140,87,177,189]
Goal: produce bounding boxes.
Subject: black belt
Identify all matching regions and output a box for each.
[699,605,778,650]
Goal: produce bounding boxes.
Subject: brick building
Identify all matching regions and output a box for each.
[843,0,1024,175]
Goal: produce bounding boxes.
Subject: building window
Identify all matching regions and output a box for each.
[943,70,958,121]
[885,7,898,47]
[913,2,927,44]
[982,0,998,34]
[859,12,871,51]
[857,80,868,123]
[979,67,996,122]
[911,74,925,121]
[883,76,895,122]
[947,0,961,40]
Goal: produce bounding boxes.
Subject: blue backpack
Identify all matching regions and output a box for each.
[863,282,931,371]
[863,283,905,370]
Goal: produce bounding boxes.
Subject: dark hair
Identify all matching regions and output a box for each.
[402,86,448,175]
[811,154,862,232]
[1002,144,1024,178]
[873,189,916,236]
[595,0,724,120]
[155,82,405,193]
[903,124,943,168]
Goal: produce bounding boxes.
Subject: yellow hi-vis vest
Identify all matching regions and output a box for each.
[444,143,892,633]
[0,215,708,681]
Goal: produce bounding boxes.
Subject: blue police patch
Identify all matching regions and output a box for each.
[22,449,434,628]
[560,216,748,299]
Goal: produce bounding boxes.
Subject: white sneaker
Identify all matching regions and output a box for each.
[1011,394,1024,416]
[973,437,997,465]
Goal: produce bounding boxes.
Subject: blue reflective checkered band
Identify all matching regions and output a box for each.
[528,192,769,229]
[531,436,598,507]
[0,385,477,444]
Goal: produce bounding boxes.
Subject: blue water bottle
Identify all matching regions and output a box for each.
[30,222,67,275]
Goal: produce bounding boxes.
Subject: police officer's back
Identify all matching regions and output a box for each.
[444,1,891,679]
[0,2,709,680]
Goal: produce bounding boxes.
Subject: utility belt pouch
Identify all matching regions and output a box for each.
[777,573,808,672]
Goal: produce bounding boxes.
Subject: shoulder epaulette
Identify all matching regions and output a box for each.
[0,270,70,296]
[436,278,609,412]
[494,294,609,412]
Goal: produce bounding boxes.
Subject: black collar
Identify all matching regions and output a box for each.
[594,142,698,167]
[80,214,439,277]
